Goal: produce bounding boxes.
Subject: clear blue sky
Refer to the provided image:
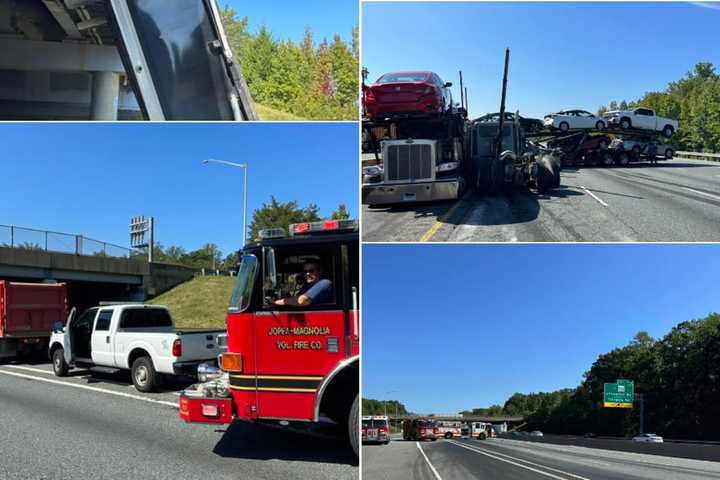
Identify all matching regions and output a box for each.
[0,123,358,258]
[362,244,720,414]
[223,0,358,44]
[363,2,720,118]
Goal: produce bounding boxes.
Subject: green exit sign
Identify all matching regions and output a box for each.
[604,379,634,408]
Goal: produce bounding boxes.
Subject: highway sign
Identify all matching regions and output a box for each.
[604,379,634,408]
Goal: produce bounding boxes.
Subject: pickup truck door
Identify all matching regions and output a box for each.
[90,309,116,367]
[635,109,654,130]
[62,308,76,364]
[107,0,256,121]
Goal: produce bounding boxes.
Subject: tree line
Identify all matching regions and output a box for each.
[363,398,409,416]
[598,63,720,152]
[131,198,350,272]
[221,8,359,121]
[467,312,720,439]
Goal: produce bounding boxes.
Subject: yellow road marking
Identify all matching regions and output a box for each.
[419,200,463,242]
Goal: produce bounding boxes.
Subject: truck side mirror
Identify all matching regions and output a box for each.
[265,247,277,289]
[444,82,453,88]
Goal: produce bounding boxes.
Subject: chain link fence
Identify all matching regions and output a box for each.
[0,225,138,259]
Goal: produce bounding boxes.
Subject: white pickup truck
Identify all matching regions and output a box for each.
[48,304,223,392]
[603,107,679,137]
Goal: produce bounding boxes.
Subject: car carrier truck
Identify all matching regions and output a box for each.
[0,281,67,361]
[179,219,360,456]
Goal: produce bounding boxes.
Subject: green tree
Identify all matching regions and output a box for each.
[331,203,351,220]
[248,196,321,240]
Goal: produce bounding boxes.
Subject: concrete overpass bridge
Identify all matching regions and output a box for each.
[0,225,195,311]
[388,414,525,424]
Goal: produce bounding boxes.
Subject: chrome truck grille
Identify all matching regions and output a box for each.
[383,140,435,183]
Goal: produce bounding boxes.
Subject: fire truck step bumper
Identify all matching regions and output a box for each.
[179,394,233,424]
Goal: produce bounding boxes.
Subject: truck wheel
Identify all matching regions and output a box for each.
[620,118,631,129]
[559,121,569,132]
[52,348,69,377]
[663,125,674,138]
[131,356,159,392]
[349,394,359,457]
[601,152,614,167]
[445,432,452,439]
[596,120,605,130]
[489,158,505,194]
[616,152,630,167]
[536,157,554,193]
[665,148,673,159]
[479,432,487,440]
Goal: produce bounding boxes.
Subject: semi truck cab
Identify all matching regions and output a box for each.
[180,219,360,455]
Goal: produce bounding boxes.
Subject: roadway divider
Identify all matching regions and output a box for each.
[675,151,720,162]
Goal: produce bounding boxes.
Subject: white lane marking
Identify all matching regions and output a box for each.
[683,187,720,201]
[579,185,609,207]
[0,368,179,409]
[448,440,591,480]
[416,441,443,480]
[4,365,60,375]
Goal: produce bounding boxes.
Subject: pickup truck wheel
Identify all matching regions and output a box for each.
[620,118,631,129]
[662,125,674,138]
[52,348,69,377]
[349,394,359,457]
[559,121,569,132]
[665,148,673,159]
[132,356,159,392]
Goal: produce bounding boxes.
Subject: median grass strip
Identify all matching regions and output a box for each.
[256,104,305,121]
[146,275,234,329]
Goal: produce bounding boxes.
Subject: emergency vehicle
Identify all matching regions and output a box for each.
[362,415,390,444]
[179,219,360,456]
[402,419,438,441]
[436,420,463,439]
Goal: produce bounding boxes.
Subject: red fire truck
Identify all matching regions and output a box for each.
[179,219,360,455]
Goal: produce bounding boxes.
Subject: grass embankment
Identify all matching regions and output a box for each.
[255,103,305,121]
[146,276,234,329]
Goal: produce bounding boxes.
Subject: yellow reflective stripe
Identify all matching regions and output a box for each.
[230,375,323,381]
[231,385,317,393]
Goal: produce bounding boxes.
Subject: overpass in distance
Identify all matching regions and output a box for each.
[387,414,524,424]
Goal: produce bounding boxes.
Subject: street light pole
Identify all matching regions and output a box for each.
[201,159,249,248]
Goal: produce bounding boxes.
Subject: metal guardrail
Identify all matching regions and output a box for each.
[676,151,720,162]
[0,224,138,259]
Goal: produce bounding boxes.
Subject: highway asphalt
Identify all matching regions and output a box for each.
[0,360,358,480]
[362,437,720,480]
[362,158,720,242]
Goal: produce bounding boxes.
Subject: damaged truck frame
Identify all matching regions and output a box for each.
[467,49,561,195]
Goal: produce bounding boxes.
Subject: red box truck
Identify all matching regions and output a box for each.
[0,281,68,360]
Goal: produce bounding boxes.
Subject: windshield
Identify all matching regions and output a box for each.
[363,419,388,428]
[377,73,428,83]
[229,255,258,312]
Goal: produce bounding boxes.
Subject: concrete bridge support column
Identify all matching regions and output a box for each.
[90,71,119,120]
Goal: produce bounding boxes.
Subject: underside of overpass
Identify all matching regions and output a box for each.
[0,0,140,120]
[0,246,196,313]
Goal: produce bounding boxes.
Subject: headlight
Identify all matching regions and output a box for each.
[363,166,382,176]
[436,161,458,172]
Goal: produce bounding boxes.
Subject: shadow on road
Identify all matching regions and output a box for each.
[213,420,358,466]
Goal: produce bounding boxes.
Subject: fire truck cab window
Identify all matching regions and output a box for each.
[229,255,258,312]
[270,249,337,309]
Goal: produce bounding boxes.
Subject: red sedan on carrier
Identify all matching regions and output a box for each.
[364,71,453,119]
